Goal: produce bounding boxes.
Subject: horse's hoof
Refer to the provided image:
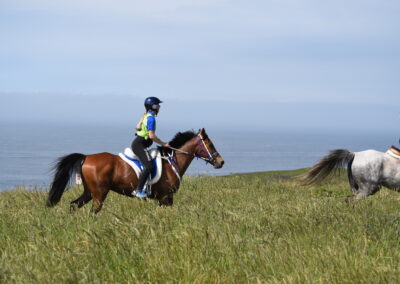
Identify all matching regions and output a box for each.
[70,203,78,213]
[345,195,356,206]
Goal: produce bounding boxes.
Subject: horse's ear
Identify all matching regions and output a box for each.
[200,128,206,135]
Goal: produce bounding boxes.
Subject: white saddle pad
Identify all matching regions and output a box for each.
[386,151,400,159]
[118,147,162,185]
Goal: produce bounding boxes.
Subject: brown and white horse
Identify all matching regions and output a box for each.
[47,128,224,213]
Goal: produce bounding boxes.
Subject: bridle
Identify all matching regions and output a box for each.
[195,133,219,164]
[166,133,219,165]
[162,133,219,185]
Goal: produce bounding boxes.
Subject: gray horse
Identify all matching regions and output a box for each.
[300,147,400,200]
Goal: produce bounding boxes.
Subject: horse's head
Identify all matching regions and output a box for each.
[195,128,224,169]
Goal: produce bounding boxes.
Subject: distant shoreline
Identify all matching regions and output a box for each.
[0,168,312,192]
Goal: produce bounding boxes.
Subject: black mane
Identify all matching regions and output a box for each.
[168,130,196,149]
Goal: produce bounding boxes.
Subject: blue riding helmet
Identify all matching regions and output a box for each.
[144,97,163,111]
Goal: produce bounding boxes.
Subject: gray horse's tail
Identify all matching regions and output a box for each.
[300,149,355,185]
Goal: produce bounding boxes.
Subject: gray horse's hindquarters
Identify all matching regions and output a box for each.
[301,149,400,200]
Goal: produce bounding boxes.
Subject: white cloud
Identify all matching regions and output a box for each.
[1,0,399,105]
[3,0,400,39]
[3,0,227,14]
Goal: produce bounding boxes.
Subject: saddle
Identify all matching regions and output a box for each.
[389,146,400,155]
[118,148,162,185]
[387,145,400,159]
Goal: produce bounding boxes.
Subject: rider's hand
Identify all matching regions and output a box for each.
[163,143,170,148]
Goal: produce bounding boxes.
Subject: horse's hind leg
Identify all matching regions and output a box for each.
[347,182,381,202]
[70,187,92,212]
[91,187,110,214]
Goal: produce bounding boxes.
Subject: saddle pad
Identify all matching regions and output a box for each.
[386,149,400,159]
[118,148,162,185]
[123,147,159,160]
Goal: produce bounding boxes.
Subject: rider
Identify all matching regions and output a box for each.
[132,97,169,198]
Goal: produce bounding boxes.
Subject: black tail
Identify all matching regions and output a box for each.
[300,149,355,185]
[47,153,85,207]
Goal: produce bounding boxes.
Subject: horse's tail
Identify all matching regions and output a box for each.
[47,153,85,207]
[299,149,355,185]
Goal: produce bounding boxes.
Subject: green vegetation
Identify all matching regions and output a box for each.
[1,170,399,283]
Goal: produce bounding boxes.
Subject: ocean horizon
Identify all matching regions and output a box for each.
[0,122,398,191]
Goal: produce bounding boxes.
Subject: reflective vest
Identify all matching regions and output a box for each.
[136,112,155,140]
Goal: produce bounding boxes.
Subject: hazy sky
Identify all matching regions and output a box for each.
[1,0,399,131]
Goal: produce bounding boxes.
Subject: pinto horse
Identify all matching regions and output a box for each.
[47,128,224,213]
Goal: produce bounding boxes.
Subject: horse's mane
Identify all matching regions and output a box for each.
[169,130,196,149]
[158,130,196,155]
[159,129,210,156]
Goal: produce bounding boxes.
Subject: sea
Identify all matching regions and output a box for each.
[0,122,397,191]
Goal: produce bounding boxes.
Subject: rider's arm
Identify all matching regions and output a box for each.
[149,131,169,147]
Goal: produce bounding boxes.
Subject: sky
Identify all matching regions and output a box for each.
[0,0,399,131]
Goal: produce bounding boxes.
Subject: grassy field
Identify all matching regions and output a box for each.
[0,169,399,283]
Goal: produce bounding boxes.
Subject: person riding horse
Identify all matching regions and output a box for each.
[46,97,224,212]
[131,97,170,198]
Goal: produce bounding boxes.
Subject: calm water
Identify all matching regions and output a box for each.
[0,123,397,190]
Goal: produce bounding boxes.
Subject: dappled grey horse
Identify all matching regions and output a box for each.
[300,146,400,200]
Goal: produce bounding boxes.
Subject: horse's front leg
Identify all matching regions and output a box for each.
[159,193,174,206]
[156,170,179,206]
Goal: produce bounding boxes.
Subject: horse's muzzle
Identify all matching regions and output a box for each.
[213,157,225,169]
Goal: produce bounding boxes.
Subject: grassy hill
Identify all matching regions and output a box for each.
[1,170,399,283]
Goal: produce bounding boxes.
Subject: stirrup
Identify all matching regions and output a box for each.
[135,189,147,199]
[145,183,152,197]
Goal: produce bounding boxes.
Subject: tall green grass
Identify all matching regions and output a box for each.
[1,170,399,283]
